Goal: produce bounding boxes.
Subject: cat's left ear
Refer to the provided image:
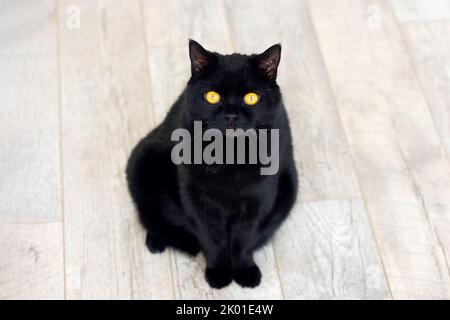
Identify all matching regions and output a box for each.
[254,44,281,80]
[189,39,216,75]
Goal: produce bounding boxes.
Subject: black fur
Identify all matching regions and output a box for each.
[126,40,298,289]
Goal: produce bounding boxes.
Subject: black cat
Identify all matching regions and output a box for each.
[126,40,298,289]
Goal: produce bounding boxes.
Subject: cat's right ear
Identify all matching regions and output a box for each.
[189,40,216,75]
[253,44,281,80]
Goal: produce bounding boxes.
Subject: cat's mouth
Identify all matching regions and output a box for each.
[227,118,237,130]
[221,127,258,138]
[205,121,256,136]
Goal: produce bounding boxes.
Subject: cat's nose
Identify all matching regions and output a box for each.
[225,114,238,120]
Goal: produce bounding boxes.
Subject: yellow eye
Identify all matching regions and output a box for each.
[204,91,221,104]
[243,92,259,106]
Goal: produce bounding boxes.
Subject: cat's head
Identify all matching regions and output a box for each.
[183,40,282,132]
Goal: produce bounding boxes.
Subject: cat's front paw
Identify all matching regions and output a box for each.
[145,233,167,254]
[205,267,232,289]
[233,264,262,288]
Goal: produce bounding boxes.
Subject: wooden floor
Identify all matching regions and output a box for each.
[1,0,450,299]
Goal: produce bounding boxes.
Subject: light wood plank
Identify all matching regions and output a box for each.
[0,1,64,299]
[147,46,190,124]
[141,0,284,298]
[0,0,61,222]
[59,0,173,299]
[391,1,450,294]
[308,0,450,299]
[0,223,64,299]
[274,200,388,299]
[226,0,390,299]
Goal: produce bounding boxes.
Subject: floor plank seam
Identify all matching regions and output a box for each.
[54,0,67,301]
[138,0,158,127]
[270,242,286,299]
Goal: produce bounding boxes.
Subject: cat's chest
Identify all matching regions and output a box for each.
[180,165,278,215]
[202,189,259,217]
[197,175,277,216]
